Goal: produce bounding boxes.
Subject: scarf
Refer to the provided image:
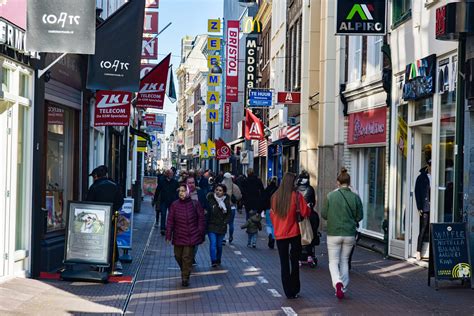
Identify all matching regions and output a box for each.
[214,193,227,213]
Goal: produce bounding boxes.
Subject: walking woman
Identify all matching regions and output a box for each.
[221,172,242,244]
[270,172,311,299]
[321,167,363,299]
[166,184,206,287]
[207,184,231,267]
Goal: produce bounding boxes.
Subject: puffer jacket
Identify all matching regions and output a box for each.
[166,197,206,246]
[206,193,231,235]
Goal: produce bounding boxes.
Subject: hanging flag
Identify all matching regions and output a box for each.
[136,53,171,109]
[87,0,146,92]
[200,143,209,159]
[166,65,177,103]
[216,138,231,160]
[94,90,132,126]
[26,0,96,54]
[226,20,240,102]
[207,139,216,157]
[245,109,265,140]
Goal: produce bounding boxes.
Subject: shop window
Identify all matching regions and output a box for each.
[392,0,412,28]
[414,97,433,121]
[395,105,408,240]
[16,106,29,250]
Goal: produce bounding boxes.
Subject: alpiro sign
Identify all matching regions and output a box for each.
[336,0,387,35]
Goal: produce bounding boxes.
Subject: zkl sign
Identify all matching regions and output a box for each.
[277,92,301,105]
[336,0,387,35]
[94,90,132,126]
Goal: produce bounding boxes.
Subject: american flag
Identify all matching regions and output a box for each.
[258,139,267,156]
[287,125,300,140]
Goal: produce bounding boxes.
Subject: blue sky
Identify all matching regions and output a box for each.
[157,0,224,136]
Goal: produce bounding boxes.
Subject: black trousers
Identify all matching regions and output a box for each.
[417,213,430,252]
[276,235,302,298]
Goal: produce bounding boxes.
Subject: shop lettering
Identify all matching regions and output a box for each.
[97,94,130,108]
[99,108,127,114]
[245,39,257,89]
[338,22,383,32]
[42,13,80,28]
[353,119,384,141]
[100,60,130,72]
[226,27,239,76]
[0,20,26,51]
[139,83,165,93]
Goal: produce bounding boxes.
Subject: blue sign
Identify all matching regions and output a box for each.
[150,135,156,142]
[117,198,134,249]
[157,139,161,148]
[248,89,272,107]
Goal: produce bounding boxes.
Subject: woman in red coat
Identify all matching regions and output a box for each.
[166,184,205,287]
[270,172,311,299]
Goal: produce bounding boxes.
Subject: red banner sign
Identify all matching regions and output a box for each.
[224,102,232,129]
[216,138,231,160]
[137,54,170,109]
[94,90,132,126]
[226,20,240,102]
[144,113,155,121]
[245,109,264,140]
[143,11,158,33]
[142,37,158,59]
[348,107,387,145]
[277,92,301,105]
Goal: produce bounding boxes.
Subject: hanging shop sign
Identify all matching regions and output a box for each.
[277,92,301,105]
[207,139,216,157]
[200,143,209,159]
[117,198,134,249]
[87,0,146,92]
[245,109,265,140]
[241,16,262,34]
[137,136,147,152]
[207,91,220,105]
[136,53,170,109]
[26,0,96,53]
[208,19,221,33]
[226,20,240,102]
[245,38,258,93]
[146,113,166,133]
[347,107,386,145]
[224,102,232,129]
[248,89,272,107]
[402,54,436,101]
[336,0,387,35]
[208,74,221,87]
[94,90,132,127]
[436,2,474,41]
[207,37,221,51]
[216,138,231,160]
[207,109,219,123]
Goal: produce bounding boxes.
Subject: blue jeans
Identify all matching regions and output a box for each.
[248,233,257,246]
[227,206,236,240]
[160,204,168,231]
[265,209,274,237]
[208,232,225,263]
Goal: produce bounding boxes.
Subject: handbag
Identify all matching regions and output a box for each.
[296,193,313,246]
[338,190,361,241]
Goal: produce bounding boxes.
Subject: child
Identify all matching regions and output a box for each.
[241,210,262,248]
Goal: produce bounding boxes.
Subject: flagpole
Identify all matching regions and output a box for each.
[143,22,172,50]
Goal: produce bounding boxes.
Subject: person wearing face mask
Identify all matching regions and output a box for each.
[166,184,205,287]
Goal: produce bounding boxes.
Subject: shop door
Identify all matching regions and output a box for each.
[408,125,432,259]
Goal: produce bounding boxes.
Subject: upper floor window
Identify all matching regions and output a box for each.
[348,36,362,82]
[392,0,412,27]
[367,36,384,76]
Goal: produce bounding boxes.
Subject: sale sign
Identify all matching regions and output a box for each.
[94,90,132,126]
[224,102,232,129]
[226,20,239,102]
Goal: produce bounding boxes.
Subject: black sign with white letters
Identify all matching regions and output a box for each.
[26,0,96,54]
[336,0,387,35]
[244,37,258,106]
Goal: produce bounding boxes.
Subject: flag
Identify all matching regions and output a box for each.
[200,143,209,159]
[87,0,146,91]
[166,66,177,103]
[245,109,265,140]
[136,54,171,109]
[216,138,231,160]
[207,139,216,157]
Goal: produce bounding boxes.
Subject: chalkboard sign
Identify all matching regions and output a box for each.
[429,223,471,287]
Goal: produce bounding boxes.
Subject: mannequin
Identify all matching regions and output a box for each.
[414,158,431,261]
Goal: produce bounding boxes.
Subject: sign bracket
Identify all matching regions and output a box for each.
[37,53,67,79]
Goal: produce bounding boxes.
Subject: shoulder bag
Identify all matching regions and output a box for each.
[338,190,361,241]
[296,193,313,246]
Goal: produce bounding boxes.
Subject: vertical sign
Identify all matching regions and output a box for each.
[226,20,239,102]
[224,102,232,129]
[245,37,258,106]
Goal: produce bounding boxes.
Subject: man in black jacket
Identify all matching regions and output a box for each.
[241,168,264,220]
[414,159,431,261]
[153,168,179,235]
[86,165,124,270]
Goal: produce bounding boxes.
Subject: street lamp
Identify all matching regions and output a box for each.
[210,61,223,74]
[186,117,193,125]
[197,97,205,107]
[179,126,184,132]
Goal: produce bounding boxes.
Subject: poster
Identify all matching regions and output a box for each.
[117,198,134,249]
[46,190,65,232]
[142,176,157,196]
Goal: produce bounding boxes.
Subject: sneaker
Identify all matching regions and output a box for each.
[192,259,197,267]
[216,260,221,266]
[182,280,189,287]
[335,282,344,299]
[268,235,275,249]
[287,294,300,299]
[252,244,256,248]
[229,237,233,244]
[222,239,226,245]
[211,262,218,268]
[115,261,123,271]
[160,230,165,236]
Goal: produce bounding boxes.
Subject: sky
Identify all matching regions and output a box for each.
[157,0,224,138]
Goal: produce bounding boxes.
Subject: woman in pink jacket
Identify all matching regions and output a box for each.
[166,184,206,287]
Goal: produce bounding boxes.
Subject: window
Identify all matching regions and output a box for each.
[19,73,29,98]
[392,0,412,27]
[367,36,384,76]
[2,67,11,93]
[349,36,362,82]
[414,97,433,121]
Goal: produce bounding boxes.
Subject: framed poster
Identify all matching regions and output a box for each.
[117,198,134,249]
[142,176,158,196]
[64,201,112,265]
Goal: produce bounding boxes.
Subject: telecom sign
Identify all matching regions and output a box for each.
[248,89,272,107]
[336,0,387,35]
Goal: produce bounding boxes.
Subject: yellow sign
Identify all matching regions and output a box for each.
[137,136,147,152]
[208,19,221,33]
[207,91,220,104]
[207,139,216,157]
[200,143,209,159]
[206,109,219,123]
[208,74,221,86]
[208,55,220,69]
[241,16,262,34]
[207,37,221,51]
[397,115,407,157]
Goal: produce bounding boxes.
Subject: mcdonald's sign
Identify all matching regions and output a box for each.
[241,16,262,34]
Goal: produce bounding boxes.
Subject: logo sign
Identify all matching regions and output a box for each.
[0,18,26,53]
[208,74,221,86]
[248,89,273,107]
[87,0,146,92]
[26,0,96,53]
[147,113,166,133]
[207,37,221,50]
[207,109,219,123]
[207,91,220,105]
[403,54,436,101]
[347,107,386,145]
[245,38,258,94]
[226,20,240,102]
[94,90,132,127]
[208,19,221,33]
[143,11,158,33]
[241,16,262,34]
[137,53,170,109]
[224,102,232,129]
[277,92,301,105]
[208,55,220,69]
[142,36,158,59]
[336,0,387,35]
[245,109,264,140]
[216,138,231,160]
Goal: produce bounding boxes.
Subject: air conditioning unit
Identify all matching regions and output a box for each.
[288,117,297,126]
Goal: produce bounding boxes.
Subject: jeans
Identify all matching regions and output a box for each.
[417,212,430,252]
[174,245,194,281]
[208,232,225,263]
[327,236,355,290]
[227,206,236,240]
[247,233,257,246]
[160,204,168,231]
[276,235,302,298]
[265,209,274,237]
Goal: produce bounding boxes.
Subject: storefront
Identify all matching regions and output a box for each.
[389,52,459,259]
[270,124,300,181]
[0,19,35,279]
